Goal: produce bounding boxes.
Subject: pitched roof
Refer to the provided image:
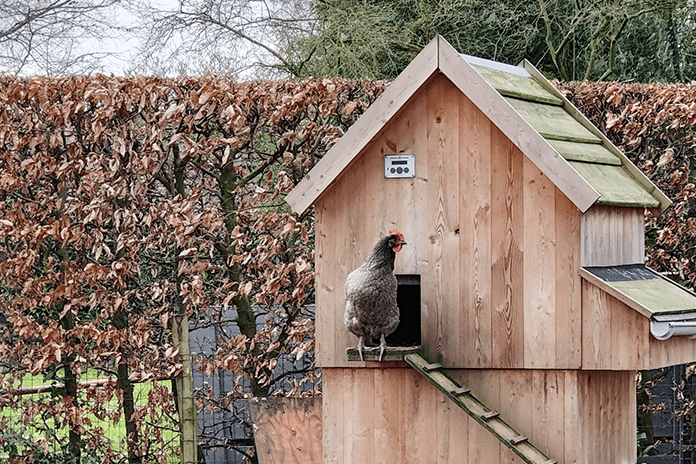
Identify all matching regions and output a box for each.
[286,36,670,214]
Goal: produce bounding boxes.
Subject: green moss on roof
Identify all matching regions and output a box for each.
[506,97,602,144]
[611,278,696,315]
[547,140,621,165]
[568,161,660,208]
[473,65,564,105]
[584,265,696,316]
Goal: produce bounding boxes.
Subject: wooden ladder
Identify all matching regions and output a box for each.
[405,353,557,464]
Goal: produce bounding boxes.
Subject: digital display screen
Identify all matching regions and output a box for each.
[391,160,408,165]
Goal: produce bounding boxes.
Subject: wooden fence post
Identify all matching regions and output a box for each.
[173,314,198,464]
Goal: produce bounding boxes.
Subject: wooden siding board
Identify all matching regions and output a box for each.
[491,128,525,368]
[422,74,461,365]
[547,139,621,165]
[523,155,556,369]
[569,161,661,208]
[581,280,612,369]
[374,369,406,464]
[314,198,332,368]
[345,369,375,464]
[555,189,582,368]
[472,65,563,105]
[405,369,438,464]
[332,155,368,367]
[460,92,493,368]
[531,371,565,460]
[322,369,344,464]
[436,389,469,464]
[505,97,602,144]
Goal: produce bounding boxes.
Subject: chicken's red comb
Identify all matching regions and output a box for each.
[388,228,403,239]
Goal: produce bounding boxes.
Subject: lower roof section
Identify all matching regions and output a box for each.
[581,265,696,340]
[580,264,696,317]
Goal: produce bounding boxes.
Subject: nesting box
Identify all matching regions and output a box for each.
[287,36,696,464]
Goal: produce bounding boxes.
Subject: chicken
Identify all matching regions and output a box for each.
[344,229,406,361]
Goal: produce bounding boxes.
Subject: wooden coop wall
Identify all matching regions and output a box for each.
[314,73,583,369]
[582,280,696,369]
[581,205,645,266]
[322,367,636,464]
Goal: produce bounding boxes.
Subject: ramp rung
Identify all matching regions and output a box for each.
[480,410,499,421]
[510,435,528,445]
[450,387,470,396]
[422,362,442,372]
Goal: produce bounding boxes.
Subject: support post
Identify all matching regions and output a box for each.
[173,314,198,464]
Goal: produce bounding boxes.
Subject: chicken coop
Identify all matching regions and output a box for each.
[286,36,696,464]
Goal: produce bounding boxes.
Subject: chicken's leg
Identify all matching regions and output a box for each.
[357,336,365,362]
[378,334,387,362]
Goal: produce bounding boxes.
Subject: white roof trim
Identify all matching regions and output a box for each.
[461,54,531,78]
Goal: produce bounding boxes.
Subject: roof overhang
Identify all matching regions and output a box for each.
[580,265,696,340]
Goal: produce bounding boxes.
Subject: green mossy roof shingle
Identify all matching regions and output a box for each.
[473,62,661,209]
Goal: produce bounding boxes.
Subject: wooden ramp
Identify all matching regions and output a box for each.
[405,353,557,464]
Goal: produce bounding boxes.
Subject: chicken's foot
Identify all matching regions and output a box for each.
[357,336,365,362]
[378,334,387,362]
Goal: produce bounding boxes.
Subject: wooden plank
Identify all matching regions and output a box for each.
[554,189,582,368]
[610,290,649,370]
[362,79,426,277]
[523,155,556,368]
[530,371,565,461]
[569,162,660,208]
[460,93,492,367]
[421,74,461,365]
[322,368,344,464]
[404,368,438,464]
[563,371,580,464]
[581,279,612,369]
[331,155,368,367]
[472,65,564,105]
[436,388,469,464]
[490,128,524,368]
[437,36,600,212]
[346,346,420,362]
[313,197,333,367]
[498,370,533,448]
[505,97,602,144]
[286,36,440,214]
[547,139,621,165]
[622,207,645,267]
[374,369,406,464]
[249,397,322,464]
[345,369,374,464]
[581,206,645,266]
[521,59,671,214]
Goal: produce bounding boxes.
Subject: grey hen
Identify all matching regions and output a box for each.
[344,229,406,361]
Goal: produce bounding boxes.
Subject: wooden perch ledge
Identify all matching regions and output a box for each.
[346,346,421,362]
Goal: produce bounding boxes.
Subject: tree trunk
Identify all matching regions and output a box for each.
[60,311,81,460]
[666,8,683,82]
[113,309,141,464]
